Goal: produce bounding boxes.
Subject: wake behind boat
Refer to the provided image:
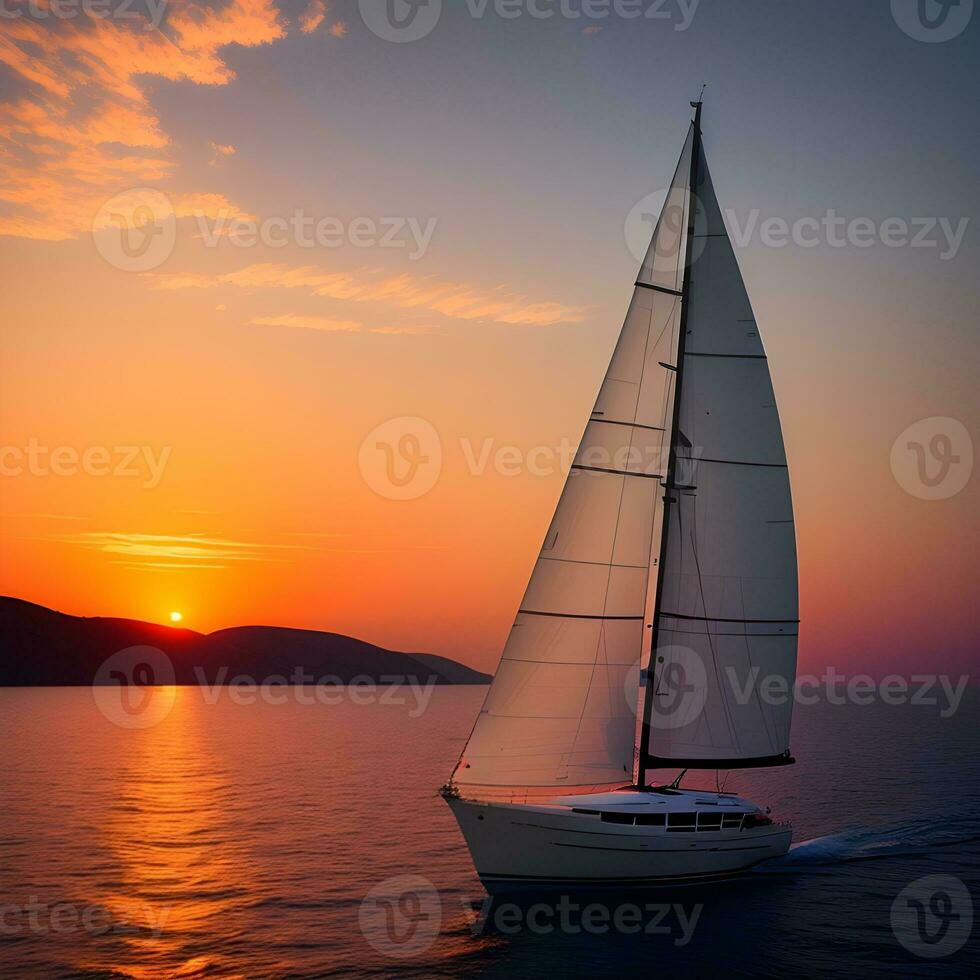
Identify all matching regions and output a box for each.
[443,99,800,891]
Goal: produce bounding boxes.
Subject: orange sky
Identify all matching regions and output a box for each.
[1,1,977,676]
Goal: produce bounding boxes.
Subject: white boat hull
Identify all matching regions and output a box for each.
[445,788,792,891]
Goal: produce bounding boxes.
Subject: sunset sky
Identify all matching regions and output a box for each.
[1,0,977,676]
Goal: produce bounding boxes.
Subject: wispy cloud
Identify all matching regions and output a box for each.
[0,1,286,240]
[249,313,362,332]
[329,21,349,38]
[147,263,588,326]
[29,513,92,522]
[48,531,314,570]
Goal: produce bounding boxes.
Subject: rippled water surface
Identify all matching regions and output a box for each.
[1,688,978,978]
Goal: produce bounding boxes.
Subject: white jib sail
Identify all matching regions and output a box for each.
[455,130,695,789]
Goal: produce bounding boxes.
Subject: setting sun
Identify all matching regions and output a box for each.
[169,611,183,624]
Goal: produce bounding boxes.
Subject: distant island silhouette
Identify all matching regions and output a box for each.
[0,596,491,686]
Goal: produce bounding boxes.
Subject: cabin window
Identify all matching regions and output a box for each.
[572,808,600,815]
[697,812,723,830]
[743,813,774,829]
[600,812,636,825]
[635,813,666,827]
[667,812,697,832]
[722,814,744,829]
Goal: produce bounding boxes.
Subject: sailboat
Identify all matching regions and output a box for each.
[442,100,799,890]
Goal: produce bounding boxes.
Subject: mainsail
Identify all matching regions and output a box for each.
[640,118,799,777]
[453,104,798,792]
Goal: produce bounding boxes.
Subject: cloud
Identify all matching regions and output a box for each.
[249,313,362,332]
[582,25,604,36]
[299,0,327,34]
[146,263,588,326]
[329,21,349,38]
[209,141,237,166]
[49,531,313,570]
[0,1,286,241]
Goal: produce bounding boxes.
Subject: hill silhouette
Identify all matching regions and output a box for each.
[0,596,490,686]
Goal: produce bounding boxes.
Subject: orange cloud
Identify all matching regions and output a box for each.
[146,262,588,326]
[48,531,314,571]
[0,2,286,241]
[209,141,237,166]
[329,21,349,38]
[299,0,328,34]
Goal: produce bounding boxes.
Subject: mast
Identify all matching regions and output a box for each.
[637,98,703,789]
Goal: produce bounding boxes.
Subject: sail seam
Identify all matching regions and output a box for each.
[539,556,647,569]
[571,464,663,479]
[503,658,638,666]
[679,457,787,469]
[589,417,665,433]
[634,282,683,297]
[518,610,645,621]
[685,352,767,360]
[660,613,800,624]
